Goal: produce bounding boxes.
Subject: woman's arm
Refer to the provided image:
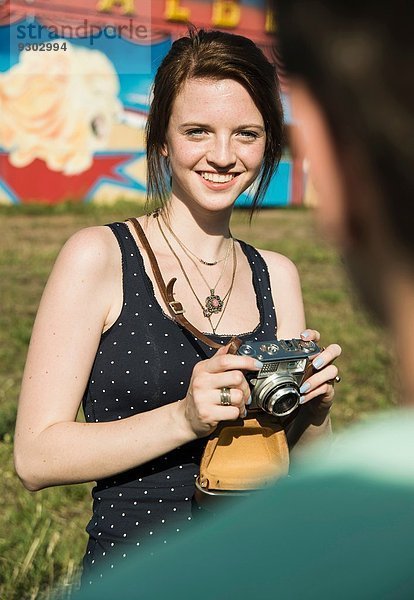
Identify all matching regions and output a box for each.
[259,249,306,339]
[14,227,259,491]
[14,227,197,491]
[283,330,338,455]
[259,249,341,449]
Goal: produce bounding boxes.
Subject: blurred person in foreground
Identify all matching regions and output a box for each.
[73,1,414,598]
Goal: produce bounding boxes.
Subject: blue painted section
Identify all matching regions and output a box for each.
[235,160,291,207]
[0,164,19,204]
[84,151,147,202]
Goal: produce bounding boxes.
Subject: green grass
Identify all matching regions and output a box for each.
[0,202,396,598]
[0,434,90,599]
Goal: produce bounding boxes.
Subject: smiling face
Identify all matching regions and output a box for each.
[163,78,266,213]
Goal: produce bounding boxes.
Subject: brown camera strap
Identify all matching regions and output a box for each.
[127,217,242,354]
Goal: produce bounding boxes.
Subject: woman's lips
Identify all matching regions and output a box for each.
[197,171,240,190]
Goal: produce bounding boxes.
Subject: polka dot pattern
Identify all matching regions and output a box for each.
[81,222,277,585]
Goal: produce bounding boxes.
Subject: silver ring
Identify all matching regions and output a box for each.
[220,387,232,406]
[335,375,341,383]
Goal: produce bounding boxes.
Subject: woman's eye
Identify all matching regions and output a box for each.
[238,130,259,139]
[185,129,206,137]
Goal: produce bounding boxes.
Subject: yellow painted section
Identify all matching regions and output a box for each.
[97,0,135,15]
[212,0,241,28]
[164,0,190,22]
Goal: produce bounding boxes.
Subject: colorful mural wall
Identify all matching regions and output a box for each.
[0,0,303,206]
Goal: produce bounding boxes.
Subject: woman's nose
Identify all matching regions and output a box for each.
[206,135,236,168]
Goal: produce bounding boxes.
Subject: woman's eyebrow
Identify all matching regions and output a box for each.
[178,122,265,131]
[237,124,265,131]
[178,122,211,129]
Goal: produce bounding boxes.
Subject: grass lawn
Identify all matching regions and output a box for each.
[0,202,396,599]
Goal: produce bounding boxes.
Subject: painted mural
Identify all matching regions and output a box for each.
[0,0,302,206]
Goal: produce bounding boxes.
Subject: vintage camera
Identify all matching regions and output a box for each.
[238,339,321,417]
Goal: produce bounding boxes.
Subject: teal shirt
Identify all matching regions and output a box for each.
[73,409,414,599]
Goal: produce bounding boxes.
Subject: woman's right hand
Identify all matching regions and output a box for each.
[181,344,263,438]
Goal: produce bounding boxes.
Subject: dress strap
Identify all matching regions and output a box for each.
[238,240,278,336]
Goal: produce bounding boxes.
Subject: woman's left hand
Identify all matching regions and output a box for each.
[298,329,342,406]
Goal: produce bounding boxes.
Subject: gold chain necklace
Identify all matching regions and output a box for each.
[160,212,233,317]
[156,214,237,334]
[160,214,229,266]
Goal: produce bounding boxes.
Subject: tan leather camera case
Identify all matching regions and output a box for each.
[196,411,289,496]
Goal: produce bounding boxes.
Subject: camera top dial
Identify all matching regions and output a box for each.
[238,339,320,362]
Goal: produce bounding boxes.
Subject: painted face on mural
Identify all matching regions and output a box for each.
[163,78,266,212]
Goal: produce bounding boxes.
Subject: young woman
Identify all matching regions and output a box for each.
[14,28,341,584]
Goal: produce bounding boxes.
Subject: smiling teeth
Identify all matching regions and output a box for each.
[200,172,235,183]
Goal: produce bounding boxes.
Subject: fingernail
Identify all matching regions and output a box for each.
[246,394,252,406]
[299,396,307,404]
[313,357,324,369]
[300,330,310,339]
[254,360,263,369]
[299,382,311,394]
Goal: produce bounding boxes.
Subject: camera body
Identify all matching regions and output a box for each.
[237,339,321,417]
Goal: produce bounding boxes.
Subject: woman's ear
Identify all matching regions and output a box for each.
[161,143,168,158]
[289,81,350,249]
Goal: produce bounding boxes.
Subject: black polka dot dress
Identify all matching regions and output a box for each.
[81,222,278,585]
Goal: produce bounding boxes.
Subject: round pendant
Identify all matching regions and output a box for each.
[204,293,223,317]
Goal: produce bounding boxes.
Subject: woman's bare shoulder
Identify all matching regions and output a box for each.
[54,224,121,279]
[254,247,300,284]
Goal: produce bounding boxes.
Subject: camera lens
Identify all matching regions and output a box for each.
[255,375,300,417]
[271,390,299,416]
[263,386,299,417]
